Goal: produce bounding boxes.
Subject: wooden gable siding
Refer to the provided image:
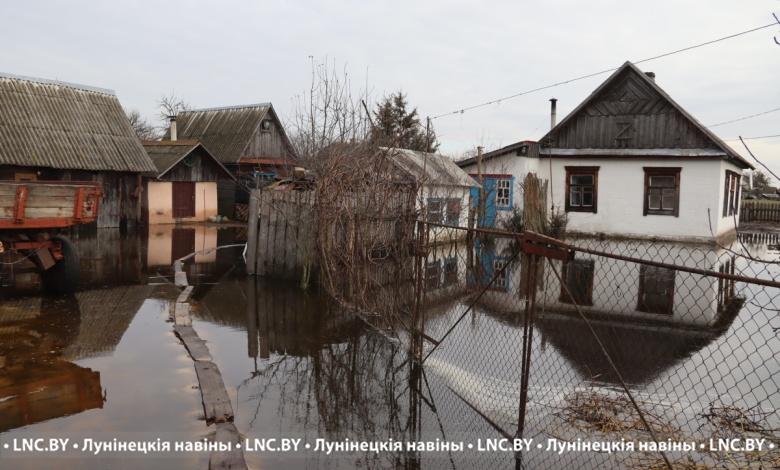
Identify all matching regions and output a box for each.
[549,70,717,150]
[240,122,292,161]
[159,148,227,183]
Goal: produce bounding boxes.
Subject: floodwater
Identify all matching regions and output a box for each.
[0,226,778,469]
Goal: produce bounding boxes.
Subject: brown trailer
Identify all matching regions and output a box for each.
[0,181,102,295]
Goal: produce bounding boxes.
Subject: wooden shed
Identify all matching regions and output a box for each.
[162,103,296,216]
[142,140,235,224]
[0,72,158,228]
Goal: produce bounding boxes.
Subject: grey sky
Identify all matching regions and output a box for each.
[2,1,778,177]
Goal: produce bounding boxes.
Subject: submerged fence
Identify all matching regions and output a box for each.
[403,224,780,469]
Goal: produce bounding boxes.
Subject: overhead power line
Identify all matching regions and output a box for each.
[432,22,777,120]
[709,107,780,127]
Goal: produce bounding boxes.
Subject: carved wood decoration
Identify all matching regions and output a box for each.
[546,68,717,151]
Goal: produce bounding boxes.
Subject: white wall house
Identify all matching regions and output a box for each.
[458,61,753,244]
[386,148,479,243]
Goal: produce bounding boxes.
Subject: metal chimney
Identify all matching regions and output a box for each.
[169,115,177,142]
[550,98,558,129]
[644,72,656,82]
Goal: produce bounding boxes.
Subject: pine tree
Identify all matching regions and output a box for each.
[371,91,439,153]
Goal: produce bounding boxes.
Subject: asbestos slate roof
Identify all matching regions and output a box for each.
[0,72,157,172]
[163,103,280,165]
[385,148,479,188]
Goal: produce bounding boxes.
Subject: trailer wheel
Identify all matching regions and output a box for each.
[41,236,80,296]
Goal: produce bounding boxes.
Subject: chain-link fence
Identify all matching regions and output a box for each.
[396,223,780,469]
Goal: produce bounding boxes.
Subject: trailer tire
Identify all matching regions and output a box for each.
[41,236,80,296]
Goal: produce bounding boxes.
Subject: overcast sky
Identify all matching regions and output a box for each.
[2,1,779,177]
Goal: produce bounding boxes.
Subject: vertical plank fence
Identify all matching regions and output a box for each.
[740,200,780,223]
[246,190,319,284]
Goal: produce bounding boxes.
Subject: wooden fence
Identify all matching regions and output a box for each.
[740,200,780,223]
[245,190,319,283]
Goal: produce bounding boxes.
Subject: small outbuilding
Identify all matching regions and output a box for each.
[141,140,235,224]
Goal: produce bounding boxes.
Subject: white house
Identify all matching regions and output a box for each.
[458,61,754,243]
[386,148,479,243]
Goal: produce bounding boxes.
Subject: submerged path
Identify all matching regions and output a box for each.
[173,244,248,470]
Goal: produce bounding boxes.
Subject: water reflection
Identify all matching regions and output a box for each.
[0,297,102,432]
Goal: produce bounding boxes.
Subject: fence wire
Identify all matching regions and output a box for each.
[403,224,780,469]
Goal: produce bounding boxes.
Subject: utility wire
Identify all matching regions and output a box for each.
[709,107,780,127]
[431,22,777,120]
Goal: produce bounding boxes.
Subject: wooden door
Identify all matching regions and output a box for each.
[171,228,196,262]
[172,182,195,218]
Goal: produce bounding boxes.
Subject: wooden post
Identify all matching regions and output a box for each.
[246,190,260,275]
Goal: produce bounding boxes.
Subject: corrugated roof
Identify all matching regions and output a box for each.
[384,148,479,188]
[142,140,235,180]
[0,73,157,172]
[163,104,272,165]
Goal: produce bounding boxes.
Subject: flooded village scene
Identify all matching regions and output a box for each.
[2,3,780,470]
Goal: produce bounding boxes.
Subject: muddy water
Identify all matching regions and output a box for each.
[0,227,506,470]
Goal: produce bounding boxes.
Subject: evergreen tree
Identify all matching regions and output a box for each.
[371,91,439,153]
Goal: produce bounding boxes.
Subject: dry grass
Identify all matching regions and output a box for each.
[557,390,680,439]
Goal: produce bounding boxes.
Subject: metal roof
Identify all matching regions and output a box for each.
[0,73,157,172]
[384,148,479,188]
[163,103,276,165]
[142,140,235,180]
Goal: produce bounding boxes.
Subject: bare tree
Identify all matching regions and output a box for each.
[156,92,191,122]
[125,108,159,141]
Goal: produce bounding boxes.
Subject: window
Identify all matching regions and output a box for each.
[717,256,736,312]
[565,167,599,213]
[723,171,741,217]
[445,198,462,225]
[643,167,681,217]
[496,179,512,208]
[560,259,595,306]
[427,198,442,223]
[443,258,458,286]
[14,172,37,182]
[492,259,509,291]
[637,265,675,315]
[426,261,441,291]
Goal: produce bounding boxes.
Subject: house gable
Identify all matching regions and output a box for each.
[164,103,295,167]
[540,62,752,170]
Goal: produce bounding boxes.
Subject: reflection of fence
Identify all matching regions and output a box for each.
[399,223,780,469]
[741,200,780,223]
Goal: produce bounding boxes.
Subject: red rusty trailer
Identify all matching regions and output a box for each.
[0,181,102,295]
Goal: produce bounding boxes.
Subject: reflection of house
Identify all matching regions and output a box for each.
[145,225,218,267]
[386,148,479,242]
[544,241,742,327]
[142,140,235,224]
[162,103,296,216]
[0,72,158,228]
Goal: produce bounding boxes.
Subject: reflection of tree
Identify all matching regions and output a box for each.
[241,287,438,468]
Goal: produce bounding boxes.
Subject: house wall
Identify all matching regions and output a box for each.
[419,185,473,243]
[545,158,732,242]
[459,154,546,229]
[146,181,219,224]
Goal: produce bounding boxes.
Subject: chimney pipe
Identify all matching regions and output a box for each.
[169,115,177,142]
[644,72,656,82]
[550,98,558,129]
